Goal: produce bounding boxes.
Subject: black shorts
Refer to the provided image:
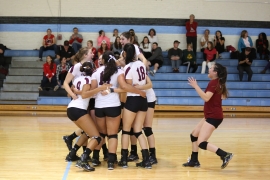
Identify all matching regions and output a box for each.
[148,101,156,108]
[125,96,148,113]
[95,106,122,118]
[67,107,87,121]
[206,118,223,128]
[87,98,95,112]
[149,59,163,68]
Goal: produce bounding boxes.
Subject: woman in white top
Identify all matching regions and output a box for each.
[65,61,109,172]
[110,29,119,47]
[147,28,158,44]
[140,36,152,59]
[200,29,211,52]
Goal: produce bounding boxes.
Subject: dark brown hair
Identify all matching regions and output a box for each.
[214,63,229,99]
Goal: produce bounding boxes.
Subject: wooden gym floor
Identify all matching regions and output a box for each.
[0,116,270,180]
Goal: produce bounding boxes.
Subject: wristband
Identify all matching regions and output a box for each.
[110,88,114,93]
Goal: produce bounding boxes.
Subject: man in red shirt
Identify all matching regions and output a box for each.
[38,29,57,61]
[185,14,198,56]
[69,27,83,53]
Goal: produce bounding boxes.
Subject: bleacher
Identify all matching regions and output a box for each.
[0,50,269,107]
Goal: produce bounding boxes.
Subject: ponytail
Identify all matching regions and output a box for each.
[102,51,118,82]
[123,43,135,65]
[214,63,229,98]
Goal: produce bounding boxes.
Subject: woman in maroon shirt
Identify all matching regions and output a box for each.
[185,14,198,55]
[183,63,233,169]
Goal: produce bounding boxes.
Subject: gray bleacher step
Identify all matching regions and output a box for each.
[0,100,37,104]
[3,84,39,92]
[9,68,43,76]
[5,76,42,84]
[11,60,44,68]
[0,92,39,101]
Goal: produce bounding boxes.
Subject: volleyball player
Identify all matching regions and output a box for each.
[183,63,233,169]
[65,61,109,172]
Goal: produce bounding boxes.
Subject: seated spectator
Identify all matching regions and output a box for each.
[110,29,119,48]
[112,36,122,58]
[238,47,253,81]
[147,28,158,44]
[0,43,6,67]
[214,30,225,55]
[200,29,211,52]
[97,30,110,49]
[98,40,109,60]
[38,29,57,61]
[238,30,256,59]
[38,55,57,91]
[129,29,139,43]
[87,40,97,64]
[256,32,269,60]
[182,44,198,73]
[140,36,152,59]
[69,27,83,53]
[54,57,71,90]
[147,42,163,76]
[55,40,75,66]
[168,40,182,73]
[201,41,218,74]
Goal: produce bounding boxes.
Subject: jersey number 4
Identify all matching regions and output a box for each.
[136,66,145,81]
[76,78,89,90]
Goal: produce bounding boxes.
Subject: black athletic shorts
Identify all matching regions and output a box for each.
[206,118,223,129]
[148,101,156,109]
[149,59,163,68]
[95,106,122,118]
[125,96,148,113]
[67,107,87,121]
[87,98,95,112]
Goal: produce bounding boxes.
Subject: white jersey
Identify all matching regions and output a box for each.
[146,88,156,103]
[67,75,91,110]
[124,60,146,97]
[68,63,84,80]
[92,66,124,108]
[120,44,141,60]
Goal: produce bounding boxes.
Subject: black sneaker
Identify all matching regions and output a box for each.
[118,160,128,168]
[65,153,80,162]
[86,156,92,162]
[92,158,101,166]
[149,155,158,165]
[221,153,233,169]
[62,136,72,151]
[182,157,200,168]
[128,154,139,162]
[136,161,152,169]
[108,162,114,170]
[75,160,82,169]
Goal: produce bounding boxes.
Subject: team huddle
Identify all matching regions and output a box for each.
[62,31,233,172]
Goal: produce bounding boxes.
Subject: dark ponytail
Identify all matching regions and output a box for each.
[102,51,118,82]
[123,43,135,65]
[214,63,229,99]
[80,61,94,76]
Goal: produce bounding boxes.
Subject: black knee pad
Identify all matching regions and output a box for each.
[133,131,142,138]
[122,130,130,135]
[130,128,134,136]
[99,132,107,138]
[143,127,153,137]
[108,134,118,139]
[92,136,102,145]
[190,134,198,142]
[198,141,208,150]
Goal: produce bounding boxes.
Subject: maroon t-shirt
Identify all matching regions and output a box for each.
[204,78,223,119]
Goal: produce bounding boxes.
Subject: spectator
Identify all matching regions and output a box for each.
[238,30,256,59]
[87,40,97,66]
[129,29,139,43]
[182,44,198,73]
[201,41,218,74]
[54,57,71,90]
[260,60,270,74]
[97,30,110,49]
[147,42,163,76]
[38,29,57,61]
[112,36,122,57]
[168,40,182,73]
[110,29,119,47]
[256,32,269,60]
[0,43,6,67]
[55,40,75,66]
[140,36,152,59]
[69,27,83,53]
[200,29,211,52]
[214,30,225,55]
[147,28,158,44]
[38,55,57,91]
[238,47,253,81]
[186,14,198,54]
[98,40,109,58]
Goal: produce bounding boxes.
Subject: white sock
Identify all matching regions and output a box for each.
[153,70,156,73]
